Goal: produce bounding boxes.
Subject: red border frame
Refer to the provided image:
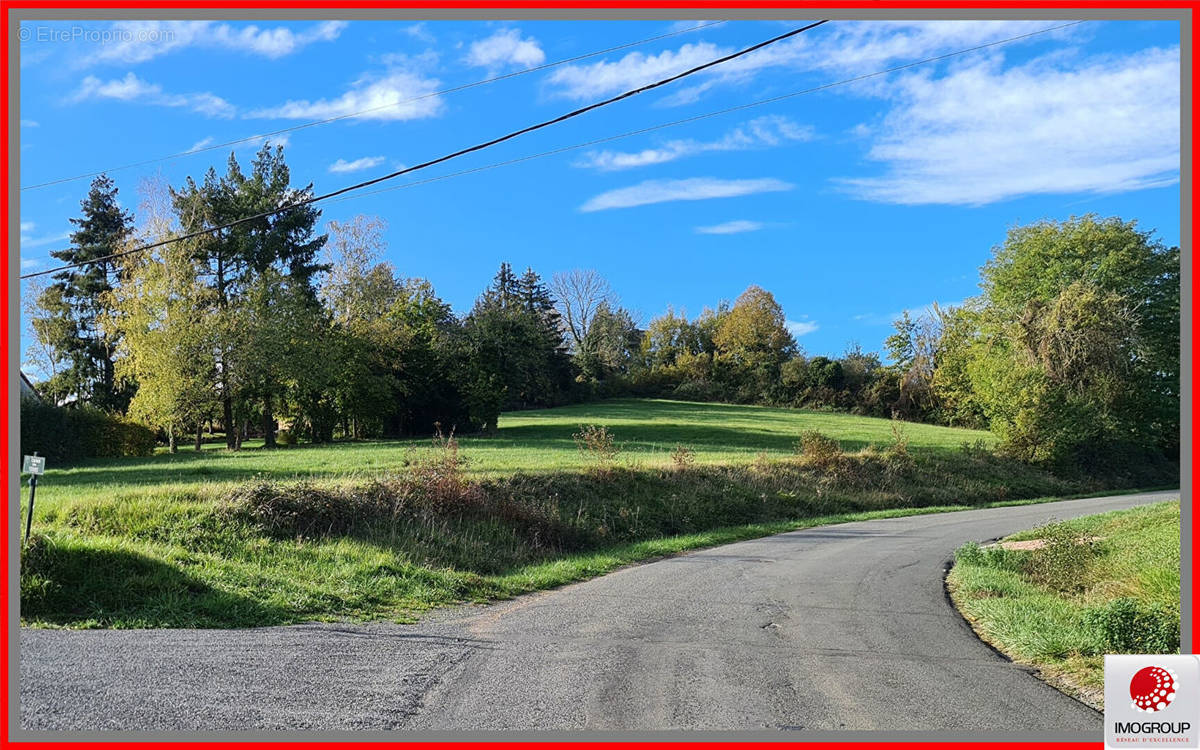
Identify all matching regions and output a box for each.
[3,2,1192,746]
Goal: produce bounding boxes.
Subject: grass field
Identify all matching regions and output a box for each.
[20,398,1164,630]
[29,399,996,507]
[947,501,1182,709]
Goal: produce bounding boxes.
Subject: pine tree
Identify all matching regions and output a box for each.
[36,174,134,411]
[169,144,328,448]
[480,262,519,310]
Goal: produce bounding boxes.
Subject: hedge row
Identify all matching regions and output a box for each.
[20,398,156,464]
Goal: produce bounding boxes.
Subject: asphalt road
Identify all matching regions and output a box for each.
[20,490,1178,733]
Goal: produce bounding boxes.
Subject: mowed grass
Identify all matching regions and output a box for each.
[947,501,1182,709]
[24,397,1160,630]
[27,398,995,508]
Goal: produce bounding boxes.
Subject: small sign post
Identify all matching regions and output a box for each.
[22,452,44,544]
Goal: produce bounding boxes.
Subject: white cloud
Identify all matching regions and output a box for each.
[580,177,792,212]
[547,21,1075,104]
[20,221,34,234]
[402,23,435,44]
[466,28,545,71]
[21,258,41,271]
[71,72,235,118]
[839,46,1180,205]
[329,156,385,173]
[80,20,347,66]
[186,136,215,153]
[786,319,819,337]
[575,115,812,171]
[247,67,442,122]
[549,41,726,100]
[696,220,764,235]
[21,231,69,249]
[668,20,717,33]
[242,134,290,151]
[854,299,966,326]
[20,119,38,128]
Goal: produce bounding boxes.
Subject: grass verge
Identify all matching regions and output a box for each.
[22,429,1172,629]
[946,501,1181,709]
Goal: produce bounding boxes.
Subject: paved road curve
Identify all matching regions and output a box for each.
[20,491,1178,732]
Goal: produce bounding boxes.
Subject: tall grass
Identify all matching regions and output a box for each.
[19,400,1177,630]
[948,501,1181,709]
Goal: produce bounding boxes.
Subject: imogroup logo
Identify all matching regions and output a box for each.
[1106,655,1200,748]
[1130,666,1178,713]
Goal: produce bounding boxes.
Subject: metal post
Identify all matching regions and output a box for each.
[24,450,39,544]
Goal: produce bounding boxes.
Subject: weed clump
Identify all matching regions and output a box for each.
[411,423,479,508]
[1023,521,1101,594]
[1084,597,1180,654]
[670,443,695,471]
[795,431,844,469]
[574,424,620,474]
[954,540,1022,572]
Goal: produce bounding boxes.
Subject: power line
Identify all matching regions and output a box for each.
[329,21,1085,206]
[21,20,828,281]
[20,20,727,191]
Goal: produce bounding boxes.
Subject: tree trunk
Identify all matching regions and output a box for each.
[168,426,178,454]
[195,423,204,451]
[262,395,276,448]
[223,395,236,450]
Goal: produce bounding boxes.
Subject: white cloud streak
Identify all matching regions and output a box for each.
[466,28,545,70]
[71,72,235,118]
[839,46,1180,205]
[575,115,813,171]
[246,67,443,122]
[695,220,764,235]
[329,156,385,173]
[80,20,347,66]
[547,21,1071,102]
[21,231,69,249]
[580,177,792,212]
[186,136,214,153]
[786,319,819,337]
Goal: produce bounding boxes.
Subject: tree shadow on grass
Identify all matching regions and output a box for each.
[20,537,292,628]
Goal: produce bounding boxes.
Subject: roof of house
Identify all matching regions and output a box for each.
[19,372,41,401]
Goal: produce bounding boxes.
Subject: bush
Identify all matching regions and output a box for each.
[795,430,843,469]
[20,398,155,464]
[574,424,620,473]
[955,540,1024,571]
[1023,522,1101,594]
[1084,597,1180,654]
[670,443,696,470]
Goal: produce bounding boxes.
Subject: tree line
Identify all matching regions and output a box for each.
[25,146,1179,468]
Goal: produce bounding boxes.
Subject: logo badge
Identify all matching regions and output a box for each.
[1131,666,1178,713]
[1106,655,1200,748]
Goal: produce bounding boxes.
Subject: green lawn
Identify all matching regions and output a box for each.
[24,397,1155,630]
[947,501,1182,709]
[27,398,995,508]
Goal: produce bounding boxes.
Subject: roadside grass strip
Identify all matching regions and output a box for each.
[947,500,1181,709]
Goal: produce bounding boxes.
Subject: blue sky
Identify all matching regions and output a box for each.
[18,18,1181,360]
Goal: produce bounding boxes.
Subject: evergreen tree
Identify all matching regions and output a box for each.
[37,174,134,411]
[170,144,327,448]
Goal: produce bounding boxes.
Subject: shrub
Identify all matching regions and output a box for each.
[1084,597,1180,654]
[669,444,695,471]
[410,424,478,508]
[954,540,1024,572]
[574,424,620,473]
[20,398,155,463]
[795,430,843,469]
[1023,522,1101,594]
